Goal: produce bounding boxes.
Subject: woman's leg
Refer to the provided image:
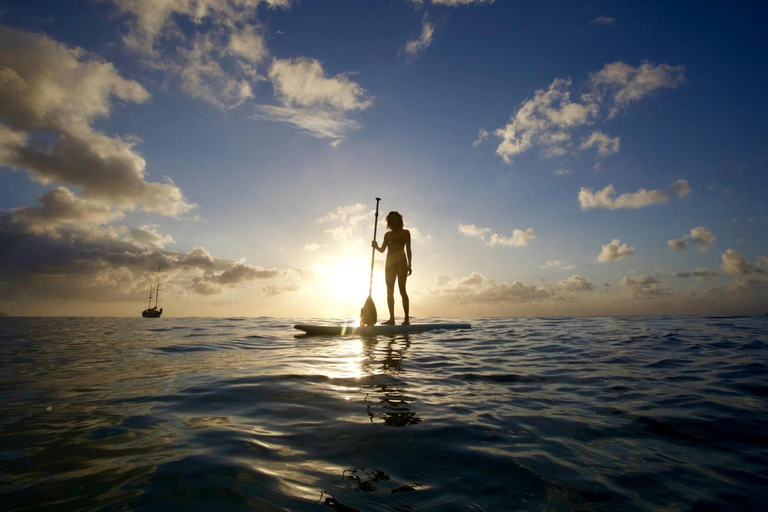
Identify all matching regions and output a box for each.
[397,265,409,324]
[384,266,396,324]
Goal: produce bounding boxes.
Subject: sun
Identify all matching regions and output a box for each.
[313,256,374,303]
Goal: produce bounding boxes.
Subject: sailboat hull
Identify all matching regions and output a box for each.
[142,267,163,317]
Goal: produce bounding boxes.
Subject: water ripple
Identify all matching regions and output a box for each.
[0,316,767,510]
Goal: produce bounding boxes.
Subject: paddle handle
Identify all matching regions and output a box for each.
[368,197,381,295]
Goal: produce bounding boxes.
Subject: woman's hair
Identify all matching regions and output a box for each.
[385,211,404,231]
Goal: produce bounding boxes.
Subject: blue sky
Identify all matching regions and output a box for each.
[0,0,766,317]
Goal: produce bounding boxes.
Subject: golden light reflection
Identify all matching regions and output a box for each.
[341,339,364,379]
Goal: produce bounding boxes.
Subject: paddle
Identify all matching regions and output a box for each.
[360,197,381,326]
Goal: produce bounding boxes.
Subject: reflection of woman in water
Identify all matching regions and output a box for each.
[372,211,412,325]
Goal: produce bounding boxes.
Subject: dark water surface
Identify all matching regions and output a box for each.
[1,316,767,511]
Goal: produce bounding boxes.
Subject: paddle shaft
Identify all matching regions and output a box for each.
[368,197,381,296]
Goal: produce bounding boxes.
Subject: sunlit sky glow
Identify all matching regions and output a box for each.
[1,1,766,317]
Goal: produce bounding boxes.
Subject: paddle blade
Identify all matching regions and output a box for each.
[360,295,377,326]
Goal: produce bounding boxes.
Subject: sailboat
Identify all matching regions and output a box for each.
[142,267,163,318]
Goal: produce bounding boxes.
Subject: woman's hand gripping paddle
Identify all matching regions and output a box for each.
[360,197,381,326]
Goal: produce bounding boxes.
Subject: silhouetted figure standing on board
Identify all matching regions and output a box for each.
[372,211,412,325]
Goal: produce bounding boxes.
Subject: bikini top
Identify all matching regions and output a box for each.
[387,230,409,250]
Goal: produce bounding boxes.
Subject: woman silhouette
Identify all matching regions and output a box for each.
[372,211,412,325]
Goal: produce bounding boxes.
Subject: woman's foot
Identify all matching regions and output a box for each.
[381,319,395,325]
[401,319,410,325]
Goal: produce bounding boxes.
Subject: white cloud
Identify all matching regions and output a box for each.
[312,203,376,244]
[458,224,491,239]
[669,179,692,197]
[304,242,322,251]
[268,58,372,110]
[579,180,690,210]
[257,57,372,141]
[459,224,536,247]
[457,271,487,286]
[668,239,686,251]
[177,32,254,108]
[112,0,286,108]
[494,77,599,163]
[689,227,716,251]
[621,275,672,298]
[721,248,763,275]
[489,228,537,247]
[323,225,355,242]
[597,239,635,262]
[580,131,620,155]
[473,129,489,147]
[590,61,685,118]
[542,260,575,270]
[113,0,289,49]
[253,105,361,139]
[316,203,370,225]
[490,61,684,164]
[404,14,435,58]
[554,168,573,176]
[227,25,268,64]
[0,26,194,218]
[557,274,595,292]
[668,226,716,252]
[591,16,616,25]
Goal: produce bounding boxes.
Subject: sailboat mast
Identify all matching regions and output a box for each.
[154,267,161,309]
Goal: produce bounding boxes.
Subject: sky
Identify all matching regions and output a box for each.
[0,0,767,318]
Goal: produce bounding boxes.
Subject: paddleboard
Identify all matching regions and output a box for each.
[294,323,471,336]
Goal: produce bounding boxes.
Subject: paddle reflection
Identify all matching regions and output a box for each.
[360,335,421,427]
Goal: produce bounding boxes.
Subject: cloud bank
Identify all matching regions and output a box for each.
[0,26,194,220]
[0,25,288,308]
[430,271,553,303]
[557,274,595,292]
[0,213,287,302]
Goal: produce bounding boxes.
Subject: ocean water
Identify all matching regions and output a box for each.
[1,316,767,511]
